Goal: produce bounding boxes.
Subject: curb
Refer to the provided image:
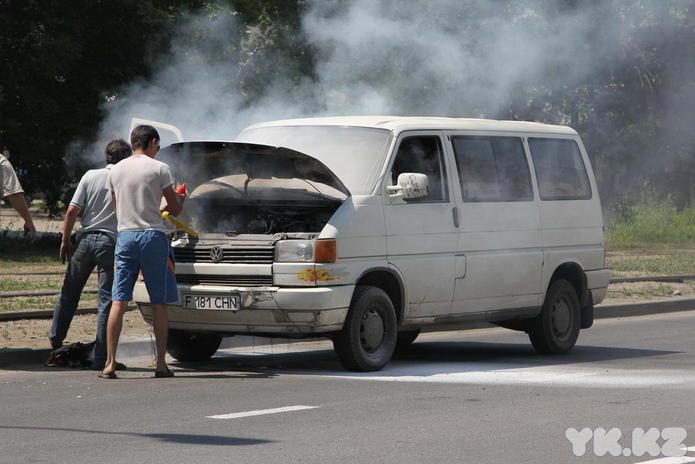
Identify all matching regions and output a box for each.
[1,299,694,369]
[0,305,136,322]
[595,298,695,319]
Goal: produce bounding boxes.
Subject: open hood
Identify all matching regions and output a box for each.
[158,141,351,199]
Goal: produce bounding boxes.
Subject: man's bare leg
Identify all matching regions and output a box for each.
[102,300,129,376]
[151,303,169,372]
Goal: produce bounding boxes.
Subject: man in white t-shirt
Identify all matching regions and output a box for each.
[0,154,36,242]
[48,139,132,370]
[101,125,185,379]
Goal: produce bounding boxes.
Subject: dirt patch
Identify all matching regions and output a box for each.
[0,311,153,352]
[0,262,153,352]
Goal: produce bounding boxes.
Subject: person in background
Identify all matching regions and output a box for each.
[48,139,132,370]
[0,153,36,242]
[101,125,185,379]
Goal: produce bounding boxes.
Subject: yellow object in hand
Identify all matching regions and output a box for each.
[162,211,198,238]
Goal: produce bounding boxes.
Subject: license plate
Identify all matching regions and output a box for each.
[182,293,240,311]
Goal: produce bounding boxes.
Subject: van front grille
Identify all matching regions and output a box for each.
[176,274,274,287]
[174,245,275,264]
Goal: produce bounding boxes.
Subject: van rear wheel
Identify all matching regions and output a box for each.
[167,329,223,362]
[333,286,397,372]
[529,279,580,354]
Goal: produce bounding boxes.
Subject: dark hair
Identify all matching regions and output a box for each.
[130,125,160,151]
[105,139,132,165]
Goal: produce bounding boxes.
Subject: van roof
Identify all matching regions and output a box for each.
[244,116,578,135]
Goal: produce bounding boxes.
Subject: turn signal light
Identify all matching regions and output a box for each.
[315,239,337,263]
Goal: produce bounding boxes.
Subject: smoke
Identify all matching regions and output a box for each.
[81,0,692,203]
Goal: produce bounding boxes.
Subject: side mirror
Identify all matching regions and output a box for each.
[387,173,429,200]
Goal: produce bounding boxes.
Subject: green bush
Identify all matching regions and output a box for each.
[606,185,695,248]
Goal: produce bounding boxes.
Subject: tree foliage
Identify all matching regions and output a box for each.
[0,0,693,216]
[0,0,214,214]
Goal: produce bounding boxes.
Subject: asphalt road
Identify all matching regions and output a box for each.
[1,311,694,464]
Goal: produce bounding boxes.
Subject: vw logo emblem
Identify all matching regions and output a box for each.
[209,246,224,263]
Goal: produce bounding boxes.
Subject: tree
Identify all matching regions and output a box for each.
[0,0,217,215]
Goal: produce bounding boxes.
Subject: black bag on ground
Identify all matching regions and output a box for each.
[44,341,95,368]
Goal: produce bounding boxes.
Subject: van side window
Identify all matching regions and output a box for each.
[528,138,592,200]
[452,136,533,202]
[392,136,448,202]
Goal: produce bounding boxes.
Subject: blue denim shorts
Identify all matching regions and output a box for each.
[112,230,178,304]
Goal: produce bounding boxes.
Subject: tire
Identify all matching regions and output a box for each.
[395,329,421,349]
[333,286,397,372]
[528,279,581,354]
[167,329,223,362]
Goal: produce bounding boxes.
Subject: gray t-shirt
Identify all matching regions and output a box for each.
[0,154,24,221]
[105,154,175,232]
[70,165,118,239]
[0,154,23,200]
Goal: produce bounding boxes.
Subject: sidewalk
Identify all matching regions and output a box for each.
[1,201,64,237]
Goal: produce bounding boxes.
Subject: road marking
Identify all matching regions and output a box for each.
[320,364,695,388]
[206,405,319,420]
[634,457,695,464]
[634,447,695,464]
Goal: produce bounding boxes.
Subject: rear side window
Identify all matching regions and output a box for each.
[452,136,533,202]
[528,138,592,200]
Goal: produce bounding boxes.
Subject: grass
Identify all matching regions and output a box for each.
[611,284,674,298]
[0,293,99,313]
[0,278,63,292]
[0,233,100,312]
[606,250,695,277]
[605,185,695,249]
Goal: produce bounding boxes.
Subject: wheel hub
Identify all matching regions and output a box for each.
[361,309,384,352]
[551,298,571,337]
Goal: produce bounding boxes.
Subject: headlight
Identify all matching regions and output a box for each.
[276,240,315,262]
[276,239,337,263]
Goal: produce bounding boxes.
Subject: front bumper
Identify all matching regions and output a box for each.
[134,282,354,334]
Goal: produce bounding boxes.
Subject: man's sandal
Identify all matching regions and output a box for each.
[154,367,174,378]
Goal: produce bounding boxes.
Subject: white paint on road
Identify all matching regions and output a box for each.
[319,363,695,389]
[206,405,319,420]
[634,447,695,464]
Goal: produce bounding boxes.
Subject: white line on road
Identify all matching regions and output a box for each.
[634,447,695,464]
[206,405,319,420]
[634,457,695,464]
[322,364,695,388]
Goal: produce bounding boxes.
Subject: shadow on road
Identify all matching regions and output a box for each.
[0,425,271,446]
[168,339,681,379]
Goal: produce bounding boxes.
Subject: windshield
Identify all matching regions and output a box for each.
[236,125,393,195]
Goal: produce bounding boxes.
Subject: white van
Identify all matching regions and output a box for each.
[133,116,610,371]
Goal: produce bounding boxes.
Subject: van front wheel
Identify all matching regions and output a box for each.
[167,329,223,362]
[529,280,580,354]
[333,286,397,372]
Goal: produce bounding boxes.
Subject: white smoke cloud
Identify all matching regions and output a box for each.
[82,0,691,184]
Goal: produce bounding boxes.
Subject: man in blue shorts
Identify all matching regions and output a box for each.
[101,125,185,379]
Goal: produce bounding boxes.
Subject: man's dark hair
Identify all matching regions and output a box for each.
[130,125,160,151]
[105,139,132,165]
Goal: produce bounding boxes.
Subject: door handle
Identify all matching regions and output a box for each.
[452,207,460,228]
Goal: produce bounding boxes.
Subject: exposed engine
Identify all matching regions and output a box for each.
[187,201,337,235]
